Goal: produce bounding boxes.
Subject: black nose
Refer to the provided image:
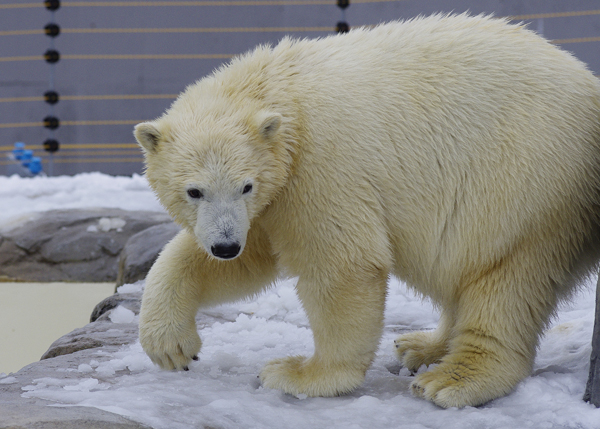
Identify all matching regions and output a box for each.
[211,243,241,259]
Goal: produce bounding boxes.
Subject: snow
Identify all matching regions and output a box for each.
[1,173,599,428]
[87,217,128,233]
[0,172,165,225]
[109,305,137,324]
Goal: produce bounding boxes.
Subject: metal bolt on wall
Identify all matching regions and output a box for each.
[336,0,350,33]
[43,0,61,175]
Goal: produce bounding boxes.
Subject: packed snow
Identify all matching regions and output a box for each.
[1,172,599,428]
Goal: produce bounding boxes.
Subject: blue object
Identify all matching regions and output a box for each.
[12,142,25,160]
[21,149,33,167]
[28,157,43,175]
[8,142,43,176]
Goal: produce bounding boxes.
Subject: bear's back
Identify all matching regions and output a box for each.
[255,14,600,293]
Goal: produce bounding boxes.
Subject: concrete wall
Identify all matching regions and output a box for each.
[1,0,599,176]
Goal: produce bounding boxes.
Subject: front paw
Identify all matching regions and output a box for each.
[260,356,365,397]
[139,318,201,371]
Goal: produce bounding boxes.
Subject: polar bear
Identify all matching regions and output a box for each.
[134,14,600,408]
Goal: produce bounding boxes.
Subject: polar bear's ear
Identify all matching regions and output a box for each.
[134,122,162,153]
[257,112,282,140]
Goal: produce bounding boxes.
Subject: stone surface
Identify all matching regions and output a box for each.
[40,320,139,361]
[116,222,180,287]
[0,209,172,282]
[584,276,600,407]
[42,289,143,360]
[90,291,143,323]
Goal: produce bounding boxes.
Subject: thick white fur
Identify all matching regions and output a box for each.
[135,14,600,408]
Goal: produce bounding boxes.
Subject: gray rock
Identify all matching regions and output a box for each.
[42,289,143,359]
[90,292,143,323]
[40,232,106,263]
[0,209,171,282]
[584,275,600,407]
[40,320,139,360]
[57,258,115,283]
[116,223,180,287]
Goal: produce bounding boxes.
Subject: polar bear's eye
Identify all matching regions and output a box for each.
[242,184,253,194]
[187,188,203,199]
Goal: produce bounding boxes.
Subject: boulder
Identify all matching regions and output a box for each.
[116,222,180,287]
[89,291,143,323]
[0,209,172,282]
[42,288,143,360]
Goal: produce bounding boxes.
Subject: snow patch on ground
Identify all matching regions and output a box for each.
[20,277,600,429]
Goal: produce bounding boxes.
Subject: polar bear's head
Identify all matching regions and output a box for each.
[134,106,285,260]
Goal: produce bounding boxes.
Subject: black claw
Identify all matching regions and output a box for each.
[183,366,189,371]
[192,355,199,361]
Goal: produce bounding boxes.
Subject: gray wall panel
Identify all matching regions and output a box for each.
[1,0,599,176]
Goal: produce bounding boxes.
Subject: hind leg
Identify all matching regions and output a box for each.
[410,261,557,408]
[394,309,454,373]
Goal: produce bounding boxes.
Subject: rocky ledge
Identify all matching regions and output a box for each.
[0,208,181,428]
[0,208,180,286]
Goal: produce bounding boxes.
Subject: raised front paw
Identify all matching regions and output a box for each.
[394,330,447,373]
[139,318,201,371]
[259,356,366,397]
